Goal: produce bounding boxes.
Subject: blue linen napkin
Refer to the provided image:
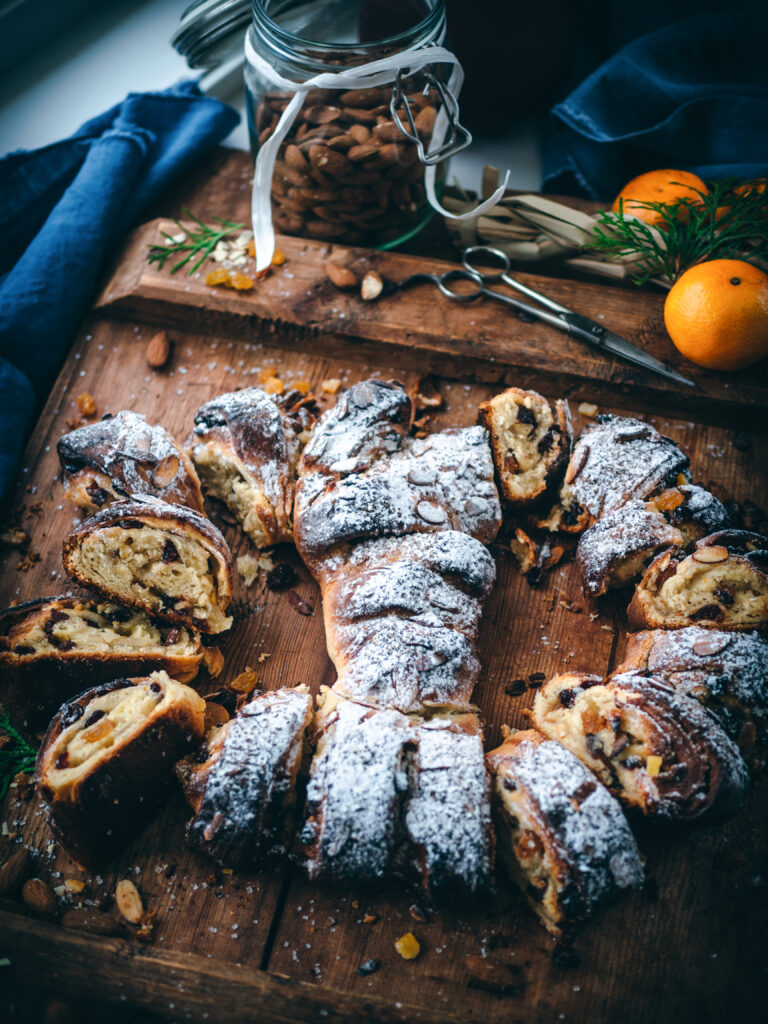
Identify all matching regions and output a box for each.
[0,81,239,504]
[543,13,768,199]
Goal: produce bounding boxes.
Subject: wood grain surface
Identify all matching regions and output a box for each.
[1,149,767,1024]
[96,218,768,428]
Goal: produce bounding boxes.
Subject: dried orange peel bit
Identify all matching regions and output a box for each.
[271,247,286,266]
[262,376,284,395]
[230,272,255,291]
[654,488,685,511]
[206,268,231,287]
[395,932,421,960]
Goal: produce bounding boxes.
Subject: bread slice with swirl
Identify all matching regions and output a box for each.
[187,387,314,547]
[627,530,768,633]
[62,495,234,635]
[58,410,203,514]
[36,671,205,867]
[533,413,689,534]
[617,627,768,767]
[531,672,749,822]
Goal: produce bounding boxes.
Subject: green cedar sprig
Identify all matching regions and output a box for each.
[587,179,768,285]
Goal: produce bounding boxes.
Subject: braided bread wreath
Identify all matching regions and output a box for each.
[29,377,765,943]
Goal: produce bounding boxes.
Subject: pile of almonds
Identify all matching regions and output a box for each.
[257,81,440,245]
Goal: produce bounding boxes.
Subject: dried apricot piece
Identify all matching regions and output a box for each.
[262,376,284,395]
[654,488,685,511]
[271,247,286,266]
[294,379,311,394]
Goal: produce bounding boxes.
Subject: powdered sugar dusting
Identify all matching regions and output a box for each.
[302,700,413,882]
[560,414,688,520]
[405,716,494,901]
[500,737,644,913]
[623,627,768,748]
[57,410,201,509]
[187,688,313,867]
[577,500,681,595]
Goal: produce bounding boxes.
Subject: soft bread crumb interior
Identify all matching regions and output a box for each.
[535,686,658,807]
[494,777,563,932]
[648,557,768,628]
[73,524,230,632]
[192,442,271,547]
[492,395,555,498]
[13,603,196,655]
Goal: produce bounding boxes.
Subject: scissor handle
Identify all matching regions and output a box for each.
[435,268,485,301]
[462,245,511,282]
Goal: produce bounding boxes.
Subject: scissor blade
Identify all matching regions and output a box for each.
[597,329,697,387]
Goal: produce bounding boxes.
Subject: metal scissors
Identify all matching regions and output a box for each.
[399,244,695,388]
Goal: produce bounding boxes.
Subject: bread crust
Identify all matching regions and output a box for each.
[176,687,313,869]
[187,387,314,547]
[486,729,643,936]
[617,627,768,767]
[36,672,205,868]
[62,495,234,634]
[58,410,204,513]
[532,414,689,534]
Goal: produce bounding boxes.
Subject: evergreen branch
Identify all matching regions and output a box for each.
[0,705,37,800]
[586,180,768,285]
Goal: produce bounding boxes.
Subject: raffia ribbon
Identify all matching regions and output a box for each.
[442,166,667,284]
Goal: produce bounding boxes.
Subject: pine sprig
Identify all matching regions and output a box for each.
[0,705,36,800]
[147,208,246,276]
[587,180,768,285]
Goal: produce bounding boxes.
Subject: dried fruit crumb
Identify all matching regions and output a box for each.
[395,932,420,959]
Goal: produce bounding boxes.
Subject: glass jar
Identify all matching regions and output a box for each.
[245,0,454,249]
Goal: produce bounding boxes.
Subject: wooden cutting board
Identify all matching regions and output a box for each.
[1,150,766,1024]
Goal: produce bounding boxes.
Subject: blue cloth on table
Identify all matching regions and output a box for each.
[543,13,768,199]
[0,80,239,503]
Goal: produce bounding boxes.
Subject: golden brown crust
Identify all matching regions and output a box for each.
[478,387,572,508]
[36,672,205,868]
[58,411,204,513]
[62,496,234,634]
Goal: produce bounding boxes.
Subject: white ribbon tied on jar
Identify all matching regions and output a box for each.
[245,36,511,270]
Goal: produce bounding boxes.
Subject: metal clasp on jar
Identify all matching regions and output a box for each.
[390,67,472,164]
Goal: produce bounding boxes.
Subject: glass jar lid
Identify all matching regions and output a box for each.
[172,0,250,70]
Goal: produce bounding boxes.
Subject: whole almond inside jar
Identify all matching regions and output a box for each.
[245,0,456,251]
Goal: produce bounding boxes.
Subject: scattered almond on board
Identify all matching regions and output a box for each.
[146,330,171,368]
